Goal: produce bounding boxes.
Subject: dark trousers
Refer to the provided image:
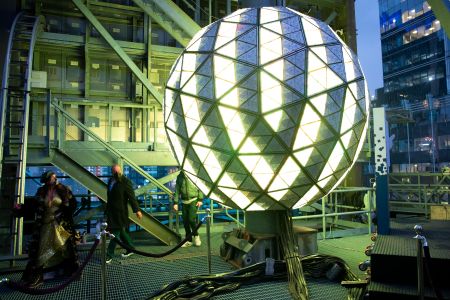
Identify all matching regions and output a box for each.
[107,227,134,258]
[182,203,198,242]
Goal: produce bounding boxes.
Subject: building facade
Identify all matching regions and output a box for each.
[378,0,450,173]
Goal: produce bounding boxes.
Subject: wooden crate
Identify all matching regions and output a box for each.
[430,204,450,220]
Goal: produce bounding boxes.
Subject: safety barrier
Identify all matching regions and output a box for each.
[1,238,100,295]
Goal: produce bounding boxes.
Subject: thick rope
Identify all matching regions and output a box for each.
[111,219,204,258]
[4,238,100,295]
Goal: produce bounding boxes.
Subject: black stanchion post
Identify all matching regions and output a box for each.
[206,208,212,274]
[414,224,425,300]
[100,222,108,300]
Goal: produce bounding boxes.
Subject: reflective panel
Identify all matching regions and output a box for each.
[165,7,369,210]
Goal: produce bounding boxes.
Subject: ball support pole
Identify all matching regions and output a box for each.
[100,222,108,300]
[206,208,212,274]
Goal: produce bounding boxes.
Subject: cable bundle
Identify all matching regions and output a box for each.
[279,210,308,300]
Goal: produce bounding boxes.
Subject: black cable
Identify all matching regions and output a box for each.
[111,219,204,258]
[5,238,100,295]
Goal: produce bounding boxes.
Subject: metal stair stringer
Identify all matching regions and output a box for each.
[132,0,201,47]
[51,149,181,245]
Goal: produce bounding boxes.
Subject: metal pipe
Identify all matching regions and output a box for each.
[414,225,425,300]
[293,209,370,220]
[100,222,108,300]
[224,207,244,227]
[206,208,212,274]
[322,196,326,239]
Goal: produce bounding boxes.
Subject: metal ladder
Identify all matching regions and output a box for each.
[0,12,42,256]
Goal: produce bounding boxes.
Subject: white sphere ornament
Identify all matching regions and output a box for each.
[164,7,369,211]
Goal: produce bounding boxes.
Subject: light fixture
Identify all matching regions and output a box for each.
[164,7,369,210]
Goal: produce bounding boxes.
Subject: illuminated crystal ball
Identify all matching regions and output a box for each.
[164,7,369,211]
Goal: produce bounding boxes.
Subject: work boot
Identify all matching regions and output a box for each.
[193,235,201,247]
[181,241,192,247]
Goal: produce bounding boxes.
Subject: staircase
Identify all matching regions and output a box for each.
[131,0,201,47]
[51,149,181,245]
[0,12,42,255]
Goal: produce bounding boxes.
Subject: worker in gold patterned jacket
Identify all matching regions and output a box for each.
[14,171,79,287]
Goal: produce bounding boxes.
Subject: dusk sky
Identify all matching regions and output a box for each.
[355,0,384,98]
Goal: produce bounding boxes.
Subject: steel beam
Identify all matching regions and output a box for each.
[131,0,201,47]
[72,0,163,106]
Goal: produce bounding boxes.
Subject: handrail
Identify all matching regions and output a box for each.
[0,11,24,177]
[50,100,173,195]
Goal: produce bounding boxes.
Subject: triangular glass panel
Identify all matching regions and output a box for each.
[263,137,286,153]
[198,79,214,100]
[211,131,232,152]
[166,129,187,164]
[227,157,248,174]
[252,195,276,211]
[304,161,326,179]
[182,74,211,96]
[235,40,256,58]
[237,27,257,46]
[236,62,256,82]
[186,36,215,52]
[268,201,288,210]
[281,16,302,35]
[284,103,304,124]
[237,46,258,65]
[203,108,223,128]
[260,7,295,24]
[171,96,184,116]
[262,20,283,35]
[315,124,336,142]
[227,172,248,186]
[166,56,182,89]
[239,175,262,192]
[329,62,346,81]
[291,185,312,198]
[278,190,301,208]
[328,87,345,108]
[290,172,312,187]
[240,93,259,113]
[354,120,366,137]
[324,111,341,132]
[252,120,273,136]
[285,74,305,96]
[253,135,272,149]
[278,127,296,148]
[282,38,304,56]
[196,57,213,77]
[197,166,212,183]
[285,50,306,69]
[316,140,336,160]
[239,8,258,24]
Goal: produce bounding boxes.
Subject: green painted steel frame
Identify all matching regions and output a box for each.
[72,0,164,106]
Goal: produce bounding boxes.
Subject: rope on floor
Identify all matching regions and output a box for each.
[2,238,100,295]
[111,218,204,258]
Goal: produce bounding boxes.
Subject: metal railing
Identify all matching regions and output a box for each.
[292,187,375,239]
[389,172,450,216]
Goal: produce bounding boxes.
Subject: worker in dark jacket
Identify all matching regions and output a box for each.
[174,171,203,247]
[105,164,142,263]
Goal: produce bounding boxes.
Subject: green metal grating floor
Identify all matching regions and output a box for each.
[0,225,370,300]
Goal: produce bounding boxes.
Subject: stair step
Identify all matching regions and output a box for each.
[13,37,31,42]
[4,140,23,145]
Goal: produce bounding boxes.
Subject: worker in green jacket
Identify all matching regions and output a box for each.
[173,171,203,247]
